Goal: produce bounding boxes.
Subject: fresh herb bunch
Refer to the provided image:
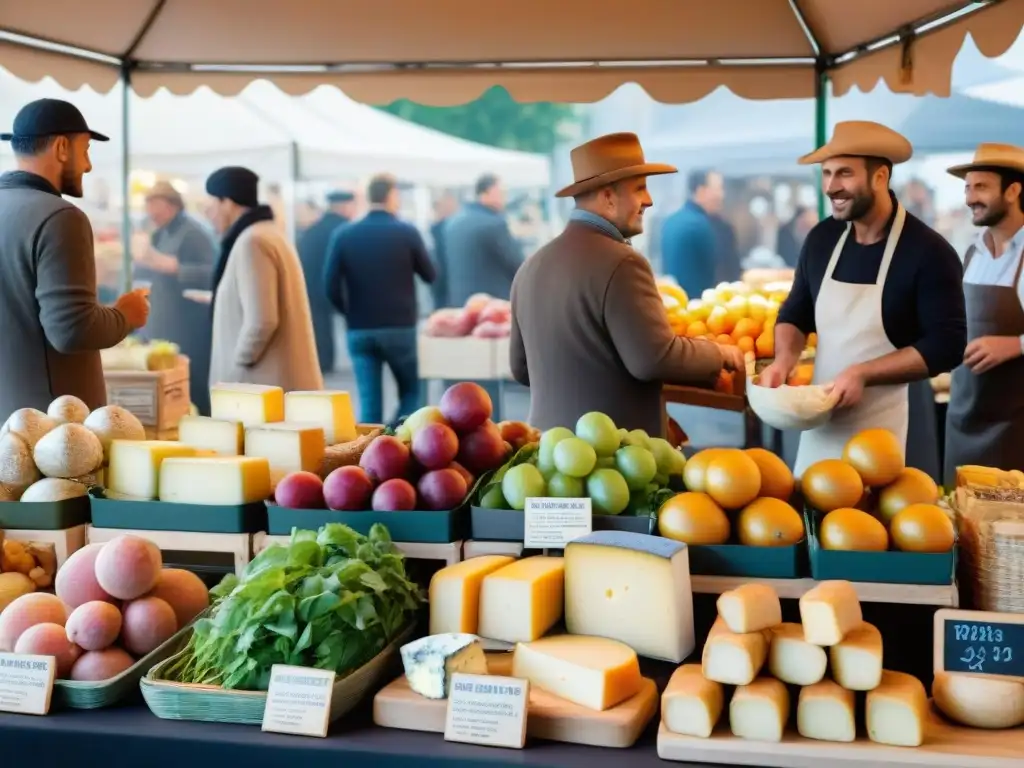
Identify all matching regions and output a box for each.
[164,523,422,691]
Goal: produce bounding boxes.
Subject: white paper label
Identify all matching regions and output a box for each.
[523,497,593,549]
[0,653,55,716]
[444,672,529,749]
[261,664,335,738]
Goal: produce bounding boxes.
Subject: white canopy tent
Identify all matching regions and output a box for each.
[0,70,551,187]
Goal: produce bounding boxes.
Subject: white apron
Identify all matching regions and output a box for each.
[793,204,909,479]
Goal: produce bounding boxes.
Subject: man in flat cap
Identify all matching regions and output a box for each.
[0,98,150,423]
[204,166,322,392]
[760,121,967,478]
[510,133,740,434]
[944,144,1024,484]
[297,190,357,374]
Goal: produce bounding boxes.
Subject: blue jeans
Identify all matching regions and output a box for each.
[347,327,422,425]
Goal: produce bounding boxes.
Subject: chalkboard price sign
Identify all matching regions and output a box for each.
[934,608,1024,682]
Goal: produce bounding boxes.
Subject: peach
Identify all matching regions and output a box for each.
[14,622,81,678]
[121,597,177,656]
[0,592,67,651]
[70,648,135,681]
[65,601,123,651]
[145,569,209,627]
[55,543,117,609]
[94,536,162,600]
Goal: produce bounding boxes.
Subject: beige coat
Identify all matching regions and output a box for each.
[210,221,323,391]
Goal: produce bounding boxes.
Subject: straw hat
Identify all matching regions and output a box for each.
[145,180,184,207]
[947,143,1024,178]
[555,132,676,198]
[798,121,913,166]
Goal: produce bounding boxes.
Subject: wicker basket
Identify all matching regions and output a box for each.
[954,486,1024,612]
[140,623,413,725]
[52,620,194,709]
[316,424,384,479]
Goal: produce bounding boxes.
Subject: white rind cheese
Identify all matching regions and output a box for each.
[32,423,103,479]
[767,623,827,686]
[829,622,883,691]
[565,530,694,662]
[716,584,781,634]
[932,671,1024,729]
[400,633,488,700]
[210,383,285,426]
[867,670,928,746]
[178,415,245,456]
[662,663,724,738]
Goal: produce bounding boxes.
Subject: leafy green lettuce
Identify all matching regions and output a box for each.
[164,523,422,691]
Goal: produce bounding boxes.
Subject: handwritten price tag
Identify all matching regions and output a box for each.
[261,665,335,737]
[934,608,1024,682]
[0,653,55,715]
[444,672,529,749]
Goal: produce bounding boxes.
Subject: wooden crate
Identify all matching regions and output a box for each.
[3,524,87,568]
[104,356,191,430]
[417,336,496,380]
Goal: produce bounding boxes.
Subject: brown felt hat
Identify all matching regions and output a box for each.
[798,120,913,166]
[145,180,184,207]
[947,143,1024,178]
[555,132,676,198]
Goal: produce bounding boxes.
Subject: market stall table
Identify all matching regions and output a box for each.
[0,705,732,768]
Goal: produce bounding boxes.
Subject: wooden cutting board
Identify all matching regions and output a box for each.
[657,709,1024,768]
[372,653,658,748]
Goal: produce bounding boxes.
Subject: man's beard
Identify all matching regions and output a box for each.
[60,168,83,198]
[829,188,875,222]
[971,199,1009,228]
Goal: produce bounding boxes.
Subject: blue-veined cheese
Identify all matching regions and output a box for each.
[564,531,694,662]
[400,633,488,699]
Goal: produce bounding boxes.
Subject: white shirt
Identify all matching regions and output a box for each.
[963,226,1024,353]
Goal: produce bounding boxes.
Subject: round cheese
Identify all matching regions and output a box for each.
[83,405,146,462]
[932,671,1024,729]
[33,423,104,479]
[47,395,90,424]
[2,408,57,450]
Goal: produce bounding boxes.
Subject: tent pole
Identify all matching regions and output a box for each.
[120,64,132,294]
[814,65,829,220]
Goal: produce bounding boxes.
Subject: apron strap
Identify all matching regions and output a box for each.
[1013,244,1024,290]
[963,243,978,271]
[875,203,906,287]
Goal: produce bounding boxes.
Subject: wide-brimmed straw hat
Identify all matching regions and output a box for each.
[145,180,184,207]
[555,132,676,198]
[947,143,1024,178]
[798,120,913,166]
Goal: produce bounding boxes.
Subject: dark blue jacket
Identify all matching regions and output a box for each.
[660,201,716,299]
[298,210,347,370]
[323,210,435,330]
[443,202,522,306]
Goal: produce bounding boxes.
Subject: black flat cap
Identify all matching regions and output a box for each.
[327,190,355,203]
[206,166,259,208]
[1,98,109,142]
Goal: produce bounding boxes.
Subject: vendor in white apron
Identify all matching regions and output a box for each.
[944,144,1024,486]
[759,121,968,478]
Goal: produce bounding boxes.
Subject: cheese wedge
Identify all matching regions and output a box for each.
[866,670,928,747]
[107,440,198,499]
[428,555,516,635]
[478,556,564,643]
[210,383,284,426]
[729,677,789,743]
[244,423,326,486]
[829,621,883,691]
[662,663,724,738]
[797,679,856,742]
[284,390,357,444]
[400,633,488,700]
[767,622,827,686]
[158,456,272,505]
[717,584,781,634]
[799,580,862,646]
[178,415,244,456]
[702,616,769,686]
[512,635,641,711]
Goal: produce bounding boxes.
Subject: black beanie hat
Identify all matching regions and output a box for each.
[206,166,259,207]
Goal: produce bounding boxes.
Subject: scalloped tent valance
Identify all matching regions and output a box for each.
[1,1,1023,104]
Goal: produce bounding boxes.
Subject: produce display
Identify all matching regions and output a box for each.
[0,398,146,501]
[100,337,181,372]
[424,293,511,339]
[658,446,804,548]
[160,523,420,690]
[0,534,209,680]
[272,382,511,512]
[475,413,685,516]
[0,539,58,598]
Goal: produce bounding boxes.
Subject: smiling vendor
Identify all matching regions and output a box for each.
[759,121,967,477]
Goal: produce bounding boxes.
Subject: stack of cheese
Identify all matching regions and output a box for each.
[663,580,929,747]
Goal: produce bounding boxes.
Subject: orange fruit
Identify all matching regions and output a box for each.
[736,336,755,355]
[737,497,805,547]
[716,334,734,346]
[802,459,864,512]
[820,507,889,551]
[733,318,762,339]
[807,332,818,348]
[706,333,717,341]
[657,492,730,545]
[706,308,731,336]
[877,468,940,526]
[704,451,762,509]
[682,448,731,493]
[755,331,774,359]
[890,503,954,553]
[685,321,708,337]
[744,448,794,501]
[843,429,905,487]
[786,364,814,386]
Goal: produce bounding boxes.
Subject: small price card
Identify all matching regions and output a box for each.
[934,608,1024,682]
[524,497,592,549]
[261,664,336,737]
[0,653,55,715]
[444,672,529,749]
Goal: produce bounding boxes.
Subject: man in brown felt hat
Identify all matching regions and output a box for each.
[508,132,741,435]
[759,121,966,479]
[944,144,1024,485]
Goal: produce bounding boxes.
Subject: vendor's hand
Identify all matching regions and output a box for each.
[964,335,1021,374]
[828,365,866,409]
[719,345,744,374]
[115,288,150,330]
[757,359,792,388]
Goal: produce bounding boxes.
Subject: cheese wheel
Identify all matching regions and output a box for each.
[799,580,862,646]
[702,617,769,686]
[797,679,856,742]
[932,672,1024,729]
[729,677,789,743]
[767,623,827,686]
[662,663,724,738]
[829,622,883,691]
[716,584,781,634]
[867,670,928,747]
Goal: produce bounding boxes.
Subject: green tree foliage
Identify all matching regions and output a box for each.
[378,86,580,154]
